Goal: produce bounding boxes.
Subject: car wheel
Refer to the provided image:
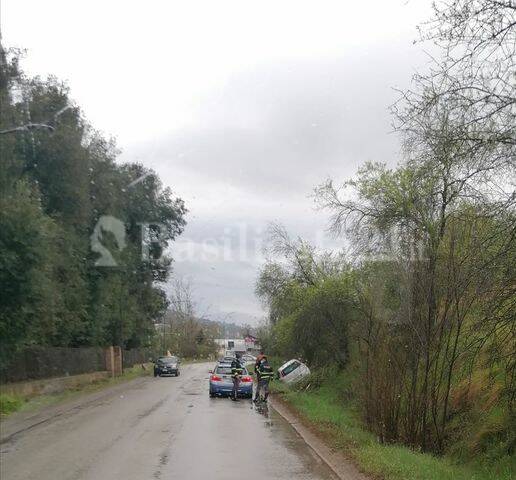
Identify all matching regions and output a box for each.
[209,391,215,398]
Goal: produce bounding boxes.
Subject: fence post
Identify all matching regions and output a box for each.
[105,346,123,377]
[105,346,114,378]
[114,346,122,375]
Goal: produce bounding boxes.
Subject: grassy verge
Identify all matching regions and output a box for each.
[0,364,152,418]
[0,358,212,418]
[271,371,513,480]
[0,394,25,416]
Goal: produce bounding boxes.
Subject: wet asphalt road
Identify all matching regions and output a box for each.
[0,362,337,480]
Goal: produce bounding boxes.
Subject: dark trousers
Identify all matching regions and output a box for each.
[232,376,240,399]
[254,379,270,401]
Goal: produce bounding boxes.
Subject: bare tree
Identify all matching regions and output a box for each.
[395,0,515,161]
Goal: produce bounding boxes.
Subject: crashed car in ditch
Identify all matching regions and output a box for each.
[277,359,310,384]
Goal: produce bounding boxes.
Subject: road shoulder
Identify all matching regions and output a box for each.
[271,394,370,480]
[0,375,151,445]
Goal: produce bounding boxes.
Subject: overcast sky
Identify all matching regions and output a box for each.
[3,0,433,325]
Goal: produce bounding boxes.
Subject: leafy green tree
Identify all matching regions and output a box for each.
[0,182,58,361]
[0,45,187,359]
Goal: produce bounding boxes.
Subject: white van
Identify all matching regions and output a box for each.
[277,359,310,384]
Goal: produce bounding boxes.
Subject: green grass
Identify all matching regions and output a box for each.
[356,442,500,480]
[272,373,514,480]
[0,364,152,418]
[0,393,25,415]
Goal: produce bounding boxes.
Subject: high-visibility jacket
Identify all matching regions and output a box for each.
[254,354,265,371]
[231,360,244,378]
[255,355,267,378]
[258,364,274,381]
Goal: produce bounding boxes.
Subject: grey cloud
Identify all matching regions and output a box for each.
[127,52,414,198]
[122,46,425,324]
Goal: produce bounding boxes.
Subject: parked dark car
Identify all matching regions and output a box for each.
[154,356,180,377]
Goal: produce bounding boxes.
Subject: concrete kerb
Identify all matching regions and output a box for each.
[270,395,369,480]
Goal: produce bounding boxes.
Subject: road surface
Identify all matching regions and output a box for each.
[1,362,337,480]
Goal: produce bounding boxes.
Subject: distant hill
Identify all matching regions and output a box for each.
[197,317,255,339]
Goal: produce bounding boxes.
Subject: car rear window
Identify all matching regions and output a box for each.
[281,361,300,376]
[215,366,248,375]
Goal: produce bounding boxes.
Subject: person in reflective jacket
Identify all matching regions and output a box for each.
[254,351,266,384]
[254,351,265,373]
[230,357,244,401]
[253,358,274,403]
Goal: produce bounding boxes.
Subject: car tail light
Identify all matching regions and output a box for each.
[210,375,222,381]
[241,376,252,383]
